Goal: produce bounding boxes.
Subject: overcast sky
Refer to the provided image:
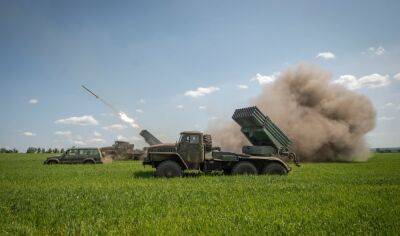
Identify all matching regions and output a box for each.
[1,0,399,151]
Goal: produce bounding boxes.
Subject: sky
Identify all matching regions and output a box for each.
[1,0,399,152]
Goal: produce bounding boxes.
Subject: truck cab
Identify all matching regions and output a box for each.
[177,131,205,169]
[142,131,206,171]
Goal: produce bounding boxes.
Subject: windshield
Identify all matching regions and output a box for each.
[179,134,186,143]
[65,149,77,156]
[179,134,200,144]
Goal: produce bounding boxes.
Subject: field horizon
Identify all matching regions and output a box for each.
[1,153,399,234]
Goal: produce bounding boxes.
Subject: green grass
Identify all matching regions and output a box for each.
[0,153,399,235]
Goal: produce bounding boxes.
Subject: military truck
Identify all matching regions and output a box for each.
[44,147,103,164]
[101,141,137,160]
[143,106,299,177]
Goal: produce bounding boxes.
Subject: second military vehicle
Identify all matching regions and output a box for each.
[101,129,162,161]
[143,106,299,177]
[101,141,136,160]
[44,147,103,164]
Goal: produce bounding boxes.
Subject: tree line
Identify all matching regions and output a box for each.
[0,148,18,153]
[26,147,65,154]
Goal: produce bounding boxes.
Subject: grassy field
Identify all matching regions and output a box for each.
[0,153,399,235]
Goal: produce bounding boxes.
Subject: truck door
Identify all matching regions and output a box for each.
[78,149,92,163]
[61,149,78,163]
[178,134,203,169]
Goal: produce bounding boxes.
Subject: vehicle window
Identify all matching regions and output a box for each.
[179,134,191,143]
[66,149,77,156]
[79,149,94,156]
[189,135,199,144]
[91,150,99,155]
[179,134,200,144]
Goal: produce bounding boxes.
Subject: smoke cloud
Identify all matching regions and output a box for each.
[210,64,376,162]
[118,112,139,129]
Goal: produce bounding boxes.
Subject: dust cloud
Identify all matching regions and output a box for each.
[210,64,376,162]
[101,156,113,164]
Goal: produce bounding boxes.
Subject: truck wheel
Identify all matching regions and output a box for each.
[155,161,182,178]
[48,160,58,165]
[263,162,287,175]
[231,161,258,175]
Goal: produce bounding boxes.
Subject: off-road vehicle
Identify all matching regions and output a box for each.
[44,147,103,164]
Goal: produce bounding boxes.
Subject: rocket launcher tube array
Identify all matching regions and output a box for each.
[232,106,292,150]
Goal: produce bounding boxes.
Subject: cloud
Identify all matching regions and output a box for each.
[209,116,219,120]
[73,140,86,146]
[333,75,359,90]
[251,73,279,85]
[54,130,105,146]
[116,135,140,143]
[384,102,394,108]
[358,74,390,88]
[130,136,141,141]
[366,46,385,56]
[394,73,400,81]
[316,52,335,60]
[117,135,128,141]
[54,131,72,137]
[237,84,249,90]
[118,112,139,128]
[55,115,98,126]
[198,106,207,110]
[177,105,184,109]
[139,99,146,104]
[184,86,220,98]
[87,138,106,144]
[383,102,400,110]
[136,109,144,113]
[378,116,395,121]
[100,113,115,117]
[334,73,390,90]
[29,98,38,104]
[54,131,84,145]
[22,131,36,136]
[103,124,125,131]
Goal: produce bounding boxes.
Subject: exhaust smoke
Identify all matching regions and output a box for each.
[82,85,139,129]
[210,64,376,162]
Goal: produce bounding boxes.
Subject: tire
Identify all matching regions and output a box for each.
[262,162,287,175]
[84,160,95,164]
[223,168,231,175]
[231,161,258,175]
[155,161,182,178]
[48,160,58,165]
